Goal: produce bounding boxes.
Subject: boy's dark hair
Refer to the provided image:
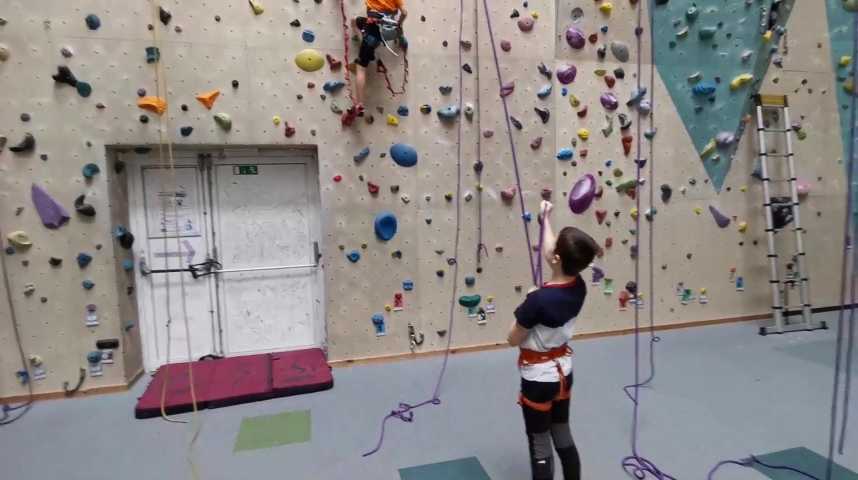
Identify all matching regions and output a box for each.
[554,226,599,276]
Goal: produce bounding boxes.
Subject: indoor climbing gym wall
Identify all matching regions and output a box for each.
[0,0,852,400]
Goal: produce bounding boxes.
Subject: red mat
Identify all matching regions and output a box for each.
[135,348,333,419]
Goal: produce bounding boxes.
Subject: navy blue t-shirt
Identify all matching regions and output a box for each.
[514,276,587,330]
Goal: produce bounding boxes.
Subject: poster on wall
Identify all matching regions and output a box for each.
[143,167,202,239]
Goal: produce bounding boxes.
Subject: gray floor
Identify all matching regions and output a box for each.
[2,313,857,480]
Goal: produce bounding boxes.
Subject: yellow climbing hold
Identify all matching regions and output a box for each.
[844,77,855,95]
[841,55,853,67]
[594,69,607,77]
[730,73,754,91]
[740,185,748,192]
[700,139,716,159]
[295,49,325,72]
[487,295,495,303]
[569,94,581,108]
[387,114,399,126]
[137,96,167,115]
[599,2,614,15]
[693,207,703,215]
[385,304,392,312]
[577,128,590,141]
[6,230,32,248]
[272,115,281,125]
[738,221,748,233]
[249,0,265,15]
[700,288,707,295]
[531,11,539,19]
[630,207,638,219]
[762,30,773,42]
[196,89,220,110]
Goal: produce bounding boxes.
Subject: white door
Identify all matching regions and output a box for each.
[128,149,324,372]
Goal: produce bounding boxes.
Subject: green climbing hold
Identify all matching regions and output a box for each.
[214,113,232,131]
[698,26,717,40]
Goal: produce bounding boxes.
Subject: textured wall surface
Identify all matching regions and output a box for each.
[0,0,851,399]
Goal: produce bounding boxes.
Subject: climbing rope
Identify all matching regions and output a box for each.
[0,227,34,426]
[362,0,464,458]
[481,0,538,287]
[620,1,673,479]
[338,0,356,107]
[377,56,409,97]
[148,2,201,478]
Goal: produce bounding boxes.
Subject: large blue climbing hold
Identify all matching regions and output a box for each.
[692,82,716,96]
[85,14,101,30]
[390,143,417,167]
[323,80,345,93]
[437,105,460,121]
[374,211,398,241]
[556,148,574,161]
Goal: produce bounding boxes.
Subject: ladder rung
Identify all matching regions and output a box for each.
[769,280,780,284]
[756,94,788,107]
[760,153,794,158]
[767,254,778,258]
[772,306,784,310]
[758,128,792,133]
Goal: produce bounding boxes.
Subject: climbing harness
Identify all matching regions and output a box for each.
[517,345,573,412]
[362,0,464,458]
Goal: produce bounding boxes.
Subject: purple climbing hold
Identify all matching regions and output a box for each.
[600,92,619,110]
[500,40,512,52]
[32,184,70,229]
[557,65,577,84]
[715,132,735,148]
[709,205,731,228]
[500,81,515,97]
[569,174,597,214]
[566,27,586,49]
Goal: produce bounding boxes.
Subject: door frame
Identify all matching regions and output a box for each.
[126,146,326,372]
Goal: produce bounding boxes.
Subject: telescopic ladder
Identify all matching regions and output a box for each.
[753,94,826,335]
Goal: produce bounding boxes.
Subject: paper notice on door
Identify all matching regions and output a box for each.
[143,168,202,238]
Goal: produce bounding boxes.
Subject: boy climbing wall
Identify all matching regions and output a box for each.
[507,201,599,480]
[343,0,407,125]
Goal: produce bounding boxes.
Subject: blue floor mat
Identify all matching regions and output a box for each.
[399,457,491,480]
[753,447,858,479]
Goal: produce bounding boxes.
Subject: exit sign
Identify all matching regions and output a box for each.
[233,165,258,175]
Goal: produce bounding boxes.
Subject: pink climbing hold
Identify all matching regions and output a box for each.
[500,40,512,52]
[566,27,586,49]
[709,205,731,228]
[530,137,543,150]
[31,184,70,229]
[500,81,515,98]
[500,186,517,202]
[568,174,597,214]
[556,65,577,84]
[595,209,607,224]
[517,16,535,32]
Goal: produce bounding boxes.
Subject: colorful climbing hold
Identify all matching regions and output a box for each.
[213,113,232,131]
[692,82,716,96]
[577,128,590,141]
[438,105,461,121]
[302,30,316,43]
[85,14,101,30]
[566,27,586,49]
[323,80,345,94]
[729,73,754,91]
[74,194,96,217]
[557,148,574,161]
[354,147,370,163]
[386,114,399,126]
[557,65,577,84]
[709,205,730,228]
[196,89,220,109]
[82,280,95,290]
[137,96,167,115]
[610,41,629,62]
[6,231,32,249]
[537,84,553,98]
[569,174,597,214]
[600,93,618,110]
[76,252,93,268]
[390,143,417,167]
[249,0,265,15]
[295,49,324,72]
[32,184,70,229]
[517,16,535,32]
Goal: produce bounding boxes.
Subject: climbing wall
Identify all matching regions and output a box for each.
[0,0,852,399]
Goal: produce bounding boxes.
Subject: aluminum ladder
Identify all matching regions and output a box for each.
[753,94,826,335]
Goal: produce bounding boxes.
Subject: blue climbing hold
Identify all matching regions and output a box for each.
[403,280,414,291]
[464,276,475,286]
[5,247,15,255]
[85,14,101,30]
[374,211,398,241]
[557,148,574,160]
[87,351,102,364]
[437,105,460,121]
[537,84,553,99]
[371,313,386,335]
[561,87,568,96]
[82,280,95,290]
[76,81,92,98]
[354,147,370,163]
[323,80,345,93]
[121,259,134,271]
[82,163,101,179]
[523,212,532,222]
[390,143,418,167]
[346,250,361,263]
[77,252,93,268]
[692,82,716,96]
[180,126,194,137]
[302,30,316,43]
[397,105,410,117]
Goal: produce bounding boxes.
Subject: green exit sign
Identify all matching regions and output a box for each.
[233,165,258,175]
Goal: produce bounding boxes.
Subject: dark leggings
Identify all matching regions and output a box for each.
[521,373,581,480]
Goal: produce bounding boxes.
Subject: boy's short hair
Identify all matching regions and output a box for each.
[554,226,599,276]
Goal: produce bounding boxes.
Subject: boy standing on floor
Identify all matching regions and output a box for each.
[508,201,599,480]
[343,0,407,124]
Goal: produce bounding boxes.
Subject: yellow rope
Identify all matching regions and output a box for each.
[148,2,201,478]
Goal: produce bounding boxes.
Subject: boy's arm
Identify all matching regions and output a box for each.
[540,200,557,264]
[398,6,408,25]
[507,320,529,346]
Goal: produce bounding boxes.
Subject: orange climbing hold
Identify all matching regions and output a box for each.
[137,96,167,115]
[622,135,633,156]
[196,89,220,110]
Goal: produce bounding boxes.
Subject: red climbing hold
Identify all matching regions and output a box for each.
[588,33,598,44]
[596,209,607,225]
[530,137,543,150]
[577,106,588,118]
[326,54,342,70]
[368,182,380,195]
[605,237,614,249]
[284,122,296,137]
[333,175,343,183]
[605,76,616,88]
[622,135,633,156]
[500,186,517,202]
[580,149,588,158]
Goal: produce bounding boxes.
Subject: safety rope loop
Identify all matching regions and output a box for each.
[339,0,356,106]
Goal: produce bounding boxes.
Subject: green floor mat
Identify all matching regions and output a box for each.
[753,447,858,479]
[399,457,491,480]
[233,410,311,453]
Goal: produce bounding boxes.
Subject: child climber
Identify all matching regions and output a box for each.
[342,0,408,125]
[507,200,600,480]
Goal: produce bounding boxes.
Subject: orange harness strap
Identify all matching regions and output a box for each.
[518,346,573,412]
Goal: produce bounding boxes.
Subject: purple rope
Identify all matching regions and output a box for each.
[362,0,466,458]
[621,2,673,479]
[707,456,822,480]
[535,216,545,287]
[481,0,538,287]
